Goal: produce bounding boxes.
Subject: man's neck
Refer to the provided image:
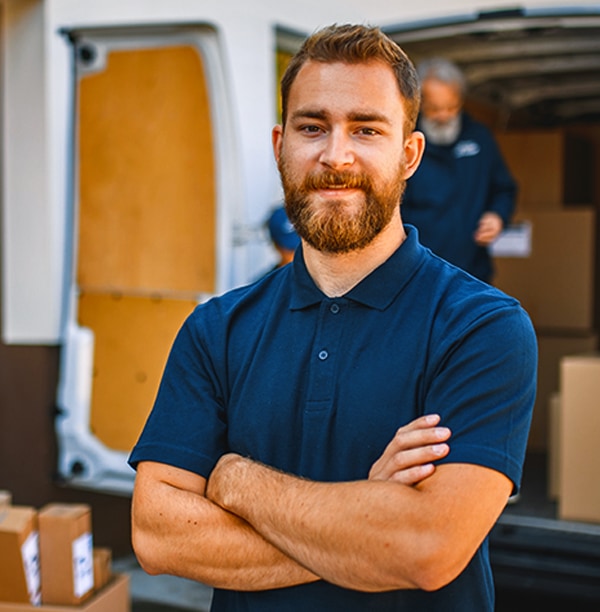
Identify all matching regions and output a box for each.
[302,214,406,298]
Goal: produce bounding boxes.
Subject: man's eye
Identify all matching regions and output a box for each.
[358,127,378,136]
[301,125,322,133]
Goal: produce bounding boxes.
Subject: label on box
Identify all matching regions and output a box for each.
[21,530,41,605]
[72,532,94,597]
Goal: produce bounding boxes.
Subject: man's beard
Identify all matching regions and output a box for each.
[420,114,462,146]
[278,157,406,254]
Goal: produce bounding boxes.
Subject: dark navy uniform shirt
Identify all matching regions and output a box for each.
[402,113,517,282]
[129,226,536,611]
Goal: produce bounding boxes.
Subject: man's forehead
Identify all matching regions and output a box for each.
[288,60,405,117]
[293,58,395,84]
[422,78,462,99]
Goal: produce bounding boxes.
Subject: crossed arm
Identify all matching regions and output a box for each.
[131,414,512,593]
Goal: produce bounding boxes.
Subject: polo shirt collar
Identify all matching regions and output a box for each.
[289,225,425,311]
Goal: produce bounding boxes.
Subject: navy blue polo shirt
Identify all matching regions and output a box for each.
[129,226,536,612]
[402,113,517,282]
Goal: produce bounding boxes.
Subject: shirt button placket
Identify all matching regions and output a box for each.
[308,300,343,406]
[317,303,339,361]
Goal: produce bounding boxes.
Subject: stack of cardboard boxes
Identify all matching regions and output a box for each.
[0,494,130,611]
[493,128,599,522]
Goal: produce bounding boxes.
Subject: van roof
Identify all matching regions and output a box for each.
[383,6,600,128]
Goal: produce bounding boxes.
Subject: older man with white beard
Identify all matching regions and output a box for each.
[401,57,517,284]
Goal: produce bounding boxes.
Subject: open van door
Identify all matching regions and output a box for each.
[55,25,238,494]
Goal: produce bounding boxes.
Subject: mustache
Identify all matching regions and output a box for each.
[303,171,373,191]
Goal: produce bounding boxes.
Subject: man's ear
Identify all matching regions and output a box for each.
[272,125,283,163]
[402,130,425,180]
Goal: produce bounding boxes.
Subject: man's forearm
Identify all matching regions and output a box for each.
[135,418,451,592]
[132,462,318,591]
[206,454,428,592]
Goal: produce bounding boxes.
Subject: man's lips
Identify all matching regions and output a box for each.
[305,172,370,192]
[315,185,362,196]
[312,181,364,191]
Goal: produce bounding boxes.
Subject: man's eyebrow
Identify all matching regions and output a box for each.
[347,111,391,124]
[289,108,328,122]
[289,109,391,124]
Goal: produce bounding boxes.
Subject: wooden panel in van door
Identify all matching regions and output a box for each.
[76,44,216,452]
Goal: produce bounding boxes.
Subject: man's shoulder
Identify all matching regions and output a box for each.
[420,252,527,318]
[193,267,292,322]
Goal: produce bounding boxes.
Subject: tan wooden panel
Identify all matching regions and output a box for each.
[77,45,216,294]
[78,292,198,452]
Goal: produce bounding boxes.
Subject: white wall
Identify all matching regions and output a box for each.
[3,0,600,342]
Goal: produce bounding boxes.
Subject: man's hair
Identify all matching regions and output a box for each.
[280,24,421,134]
[417,57,467,99]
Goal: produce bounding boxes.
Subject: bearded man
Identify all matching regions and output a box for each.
[129,24,536,612]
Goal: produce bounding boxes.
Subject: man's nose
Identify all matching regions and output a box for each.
[318,130,355,169]
[431,107,458,125]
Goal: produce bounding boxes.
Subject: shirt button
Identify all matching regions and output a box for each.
[330,303,340,314]
[318,350,329,361]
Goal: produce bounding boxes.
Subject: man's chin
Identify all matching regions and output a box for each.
[307,231,378,255]
[307,191,366,214]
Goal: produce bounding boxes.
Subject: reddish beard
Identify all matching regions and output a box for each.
[278,160,406,254]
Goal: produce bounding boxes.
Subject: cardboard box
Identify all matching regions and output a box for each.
[558,353,600,522]
[494,208,596,331]
[92,548,112,592]
[0,491,12,507]
[0,574,130,612]
[38,504,94,605]
[0,506,41,605]
[527,331,598,451]
[495,129,594,211]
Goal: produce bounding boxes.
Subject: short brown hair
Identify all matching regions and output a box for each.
[280,24,421,134]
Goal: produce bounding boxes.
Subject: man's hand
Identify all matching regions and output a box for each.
[368,414,450,484]
[207,414,451,511]
[206,453,253,511]
[474,212,503,246]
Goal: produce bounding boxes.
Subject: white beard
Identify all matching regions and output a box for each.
[420,115,462,145]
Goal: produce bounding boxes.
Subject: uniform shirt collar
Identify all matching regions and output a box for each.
[289,225,425,311]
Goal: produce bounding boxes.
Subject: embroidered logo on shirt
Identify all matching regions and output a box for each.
[453,140,480,158]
